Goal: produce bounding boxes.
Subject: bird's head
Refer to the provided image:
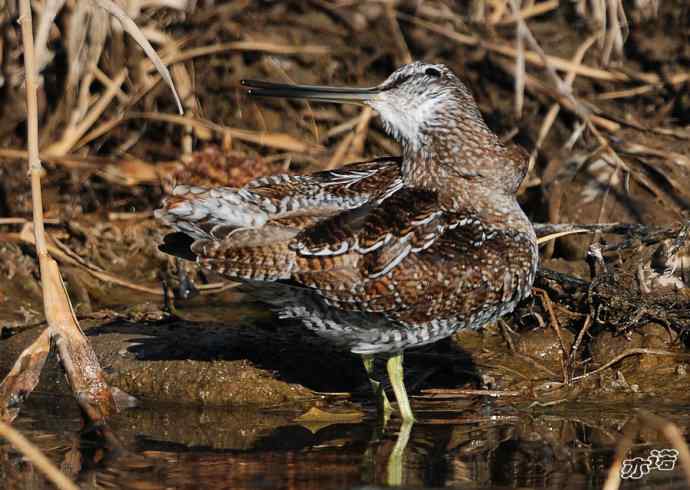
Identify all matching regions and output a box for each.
[243,61,486,151]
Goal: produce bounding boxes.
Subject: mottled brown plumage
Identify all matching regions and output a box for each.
[155,62,538,422]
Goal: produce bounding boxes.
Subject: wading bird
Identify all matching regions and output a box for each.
[156,62,538,422]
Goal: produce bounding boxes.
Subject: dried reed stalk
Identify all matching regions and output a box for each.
[0,419,79,490]
[0,330,51,422]
[0,0,116,424]
[92,0,182,114]
[603,410,690,490]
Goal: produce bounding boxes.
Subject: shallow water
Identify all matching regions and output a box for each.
[2,395,689,489]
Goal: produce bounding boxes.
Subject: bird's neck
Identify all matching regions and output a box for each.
[400,115,497,183]
[400,126,531,233]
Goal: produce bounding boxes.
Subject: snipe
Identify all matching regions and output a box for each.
[156,62,538,422]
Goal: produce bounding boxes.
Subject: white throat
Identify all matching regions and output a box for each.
[372,97,441,151]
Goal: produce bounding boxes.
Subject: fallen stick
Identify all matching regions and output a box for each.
[572,348,690,382]
[533,221,681,242]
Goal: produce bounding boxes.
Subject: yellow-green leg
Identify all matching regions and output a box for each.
[386,418,413,485]
[361,354,393,420]
[386,352,415,423]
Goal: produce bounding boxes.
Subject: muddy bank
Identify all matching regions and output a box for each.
[0,314,319,406]
[3,293,690,410]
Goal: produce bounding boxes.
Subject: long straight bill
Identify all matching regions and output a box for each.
[242,79,379,105]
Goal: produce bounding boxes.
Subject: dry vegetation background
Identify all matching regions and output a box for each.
[0,0,690,419]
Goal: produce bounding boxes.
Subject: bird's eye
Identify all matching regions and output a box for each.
[425,67,442,77]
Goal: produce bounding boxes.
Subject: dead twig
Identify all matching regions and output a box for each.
[600,0,629,66]
[530,35,598,168]
[44,69,128,156]
[0,217,60,225]
[568,314,593,375]
[325,132,355,170]
[507,0,584,120]
[349,107,373,158]
[34,0,66,71]
[417,388,522,398]
[499,319,517,352]
[129,112,320,154]
[15,227,164,296]
[91,0,182,114]
[596,72,690,100]
[323,114,364,141]
[0,148,108,170]
[158,41,329,68]
[572,348,690,382]
[385,3,413,65]
[400,13,633,82]
[534,288,570,383]
[511,0,526,117]
[536,228,589,245]
[533,222,682,245]
[493,58,621,132]
[496,0,559,25]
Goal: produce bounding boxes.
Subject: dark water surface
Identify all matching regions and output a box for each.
[2,395,689,489]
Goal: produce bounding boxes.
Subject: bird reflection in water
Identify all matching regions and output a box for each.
[240,279,418,484]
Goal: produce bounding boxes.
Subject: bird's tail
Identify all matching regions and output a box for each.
[156,185,307,281]
[154,184,270,240]
[191,237,297,281]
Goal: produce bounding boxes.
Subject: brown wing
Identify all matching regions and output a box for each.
[291,188,446,304]
[387,225,537,324]
[291,188,440,257]
[186,186,443,284]
[155,156,402,241]
[247,156,403,213]
[295,208,537,325]
[156,157,403,280]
